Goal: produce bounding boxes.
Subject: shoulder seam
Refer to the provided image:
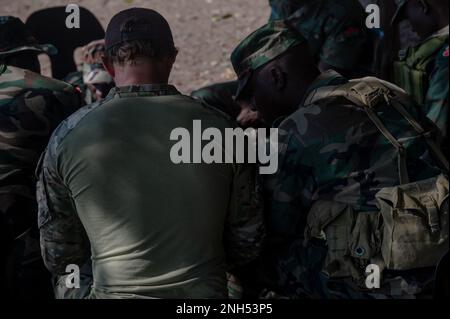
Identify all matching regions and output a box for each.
[51,95,114,154]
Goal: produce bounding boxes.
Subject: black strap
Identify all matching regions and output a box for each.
[390,99,449,172]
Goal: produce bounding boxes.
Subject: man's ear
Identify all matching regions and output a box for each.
[419,0,429,13]
[167,49,178,68]
[269,65,286,91]
[102,56,115,78]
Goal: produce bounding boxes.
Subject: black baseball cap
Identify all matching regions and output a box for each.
[105,8,175,54]
[0,16,57,58]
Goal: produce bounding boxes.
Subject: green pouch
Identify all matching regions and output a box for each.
[393,35,448,106]
[376,174,449,270]
[393,60,427,105]
[304,200,382,283]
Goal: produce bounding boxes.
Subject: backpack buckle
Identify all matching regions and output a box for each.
[351,82,390,108]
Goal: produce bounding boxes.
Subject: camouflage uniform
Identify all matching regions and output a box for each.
[269,0,369,75]
[265,74,443,298]
[191,81,241,120]
[231,21,445,299]
[425,39,449,140]
[192,0,369,124]
[65,39,114,105]
[268,0,304,20]
[0,16,82,298]
[37,84,265,299]
[392,0,449,140]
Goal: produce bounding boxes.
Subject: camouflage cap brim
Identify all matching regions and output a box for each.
[231,20,306,100]
[82,61,113,85]
[0,43,57,58]
[391,0,408,25]
[234,69,252,101]
[234,36,301,100]
[83,69,113,85]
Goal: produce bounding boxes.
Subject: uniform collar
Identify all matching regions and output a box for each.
[422,25,449,43]
[107,84,181,98]
[271,116,285,128]
[430,25,449,39]
[271,70,347,127]
[301,70,348,106]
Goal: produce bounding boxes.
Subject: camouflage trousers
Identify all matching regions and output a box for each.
[3,228,53,299]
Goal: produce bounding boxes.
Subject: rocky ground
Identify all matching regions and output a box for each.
[2,0,270,94]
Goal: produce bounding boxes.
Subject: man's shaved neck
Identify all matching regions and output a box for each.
[436,9,449,30]
[419,1,449,37]
[113,59,170,86]
[281,45,320,102]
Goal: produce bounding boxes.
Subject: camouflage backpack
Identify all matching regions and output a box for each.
[303,77,449,288]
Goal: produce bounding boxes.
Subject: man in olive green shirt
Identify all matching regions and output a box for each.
[37,8,264,299]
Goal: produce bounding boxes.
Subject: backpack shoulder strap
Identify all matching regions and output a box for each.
[389,97,449,172]
[304,77,448,184]
[304,77,407,108]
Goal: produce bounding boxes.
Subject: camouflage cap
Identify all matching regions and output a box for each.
[0,16,57,58]
[391,0,408,25]
[231,20,306,100]
[81,40,112,85]
[82,63,112,85]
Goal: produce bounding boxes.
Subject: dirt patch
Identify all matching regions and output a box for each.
[2,0,270,94]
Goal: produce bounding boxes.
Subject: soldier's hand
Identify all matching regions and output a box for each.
[237,100,262,128]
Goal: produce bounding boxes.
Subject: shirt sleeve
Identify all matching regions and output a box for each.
[264,128,317,241]
[425,47,449,139]
[36,140,90,275]
[224,162,265,270]
[263,126,326,298]
[320,21,367,72]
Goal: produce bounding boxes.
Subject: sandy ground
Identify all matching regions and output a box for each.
[1,0,270,94]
